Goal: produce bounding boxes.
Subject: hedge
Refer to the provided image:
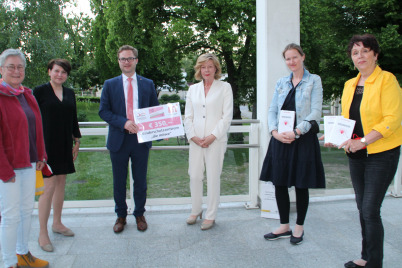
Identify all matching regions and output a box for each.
[76,96,101,103]
[158,94,186,115]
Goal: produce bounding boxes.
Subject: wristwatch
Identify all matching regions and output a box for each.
[293,129,300,139]
[360,137,368,146]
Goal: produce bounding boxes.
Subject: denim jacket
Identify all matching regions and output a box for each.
[268,69,323,135]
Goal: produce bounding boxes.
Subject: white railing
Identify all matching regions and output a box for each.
[318,123,402,198]
[62,120,260,211]
[60,119,402,210]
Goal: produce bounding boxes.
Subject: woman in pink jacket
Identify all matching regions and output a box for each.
[0,49,49,268]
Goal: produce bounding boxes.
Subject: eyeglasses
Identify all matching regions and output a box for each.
[3,65,25,72]
[118,57,137,63]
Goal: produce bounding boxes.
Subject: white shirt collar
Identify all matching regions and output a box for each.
[122,72,137,81]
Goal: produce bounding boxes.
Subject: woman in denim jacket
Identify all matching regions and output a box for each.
[260,43,325,245]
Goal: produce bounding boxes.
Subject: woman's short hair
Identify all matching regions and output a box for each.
[48,59,72,75]
[194,53,222,81]
[0,49,26,67]
[282,43,305,58]
[117,45,138,58]
[347,34,380,57]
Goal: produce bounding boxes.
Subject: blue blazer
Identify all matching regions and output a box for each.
[99,74,159,152]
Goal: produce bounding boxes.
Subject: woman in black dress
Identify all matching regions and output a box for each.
[34,59,81,252]
[260,44,325,245]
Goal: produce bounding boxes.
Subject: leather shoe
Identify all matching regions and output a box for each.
[344,261,365,268]
[135,216,148,231]
[52,226,75,237]
[113,217,126,233]
[38,239,53,252]
[264,230,292,240]
[290,231,304,245]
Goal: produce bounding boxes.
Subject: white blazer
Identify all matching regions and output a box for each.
[184,79,233,143]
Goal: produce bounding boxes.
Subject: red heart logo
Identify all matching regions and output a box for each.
[284,121,288,125]
[340,130,344,134]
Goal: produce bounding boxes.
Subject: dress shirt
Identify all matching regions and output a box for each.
[122,73,138,111]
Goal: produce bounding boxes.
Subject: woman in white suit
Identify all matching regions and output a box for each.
[184,53,233,230]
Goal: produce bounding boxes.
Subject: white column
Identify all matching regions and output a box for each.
[257,0,300,197]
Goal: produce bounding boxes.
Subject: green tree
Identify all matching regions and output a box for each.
[91,0,256,120]
[300,0,402,100]
[90,0,115,85]
[181,53,198,85]
[12,0,70,88]
[1,0,98,91]
[65,14,100,91]
[166,0,256,119]
[90,0,183,90]
[0,2,18,50]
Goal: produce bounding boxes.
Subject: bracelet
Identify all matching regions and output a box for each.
[74,139,81,145]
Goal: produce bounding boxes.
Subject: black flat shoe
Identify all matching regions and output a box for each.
[344,261,364,268]
[264,230,292,240]
[290,231,304,245]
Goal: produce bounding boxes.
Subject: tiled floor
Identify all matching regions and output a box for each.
[1,197,401,267]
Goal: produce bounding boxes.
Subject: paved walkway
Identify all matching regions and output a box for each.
[1,197,401,268]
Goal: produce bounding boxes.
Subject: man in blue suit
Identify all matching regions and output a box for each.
[99,45,159,233]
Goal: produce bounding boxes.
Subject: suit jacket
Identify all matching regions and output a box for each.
[184,79,233,143]
[99,74,159,152]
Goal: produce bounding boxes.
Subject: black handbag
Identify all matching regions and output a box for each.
[305,120,320,134]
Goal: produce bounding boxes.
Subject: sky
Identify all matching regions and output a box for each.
[3,0,93,18]
[63,0,94,18]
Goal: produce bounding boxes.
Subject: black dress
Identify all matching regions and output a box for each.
[33,82,81,176]
[260,83,325,189]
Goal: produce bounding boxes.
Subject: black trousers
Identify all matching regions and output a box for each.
[275,186,309,225]
[348,146,400,268]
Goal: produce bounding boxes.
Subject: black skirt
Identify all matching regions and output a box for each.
[260,131,325,189]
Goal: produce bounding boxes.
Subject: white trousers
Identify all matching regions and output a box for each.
[188,141,227,220]
[0,163,35,268]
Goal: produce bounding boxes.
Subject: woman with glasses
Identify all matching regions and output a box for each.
[33,59,81,252]
[337,34,401,268]
[0,48,49,268]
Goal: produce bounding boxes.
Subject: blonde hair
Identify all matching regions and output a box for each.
[117,45,138,58]
[194,53,222,81]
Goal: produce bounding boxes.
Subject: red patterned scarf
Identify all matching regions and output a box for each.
[0,78,25,96]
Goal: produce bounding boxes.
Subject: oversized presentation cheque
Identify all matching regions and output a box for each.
[134,102,185,143]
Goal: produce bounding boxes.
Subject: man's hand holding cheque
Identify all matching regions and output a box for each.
[124,120,139,134]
